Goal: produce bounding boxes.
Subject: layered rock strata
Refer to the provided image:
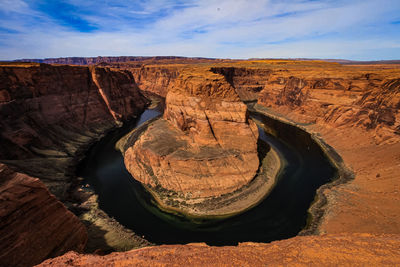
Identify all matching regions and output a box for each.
[211,61,400,144]
[257,72,400,144]
[211,67,272,101]
[39,234,400,266]
[0,163,87,267]
[0,63,147,198]
[123,70,261,215]
[1,59,399,266]
[129,65,181,97]
[116,60,399,232]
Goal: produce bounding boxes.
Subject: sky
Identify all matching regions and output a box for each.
[0,0,400,60]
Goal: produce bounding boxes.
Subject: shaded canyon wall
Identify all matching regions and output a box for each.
[0,63,147,198]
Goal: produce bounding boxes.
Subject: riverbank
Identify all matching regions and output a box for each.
[248,103,354,235]
[67,104,164,254]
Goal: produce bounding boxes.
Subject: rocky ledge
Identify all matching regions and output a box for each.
[121,69,278,217]
[39,234,400,266]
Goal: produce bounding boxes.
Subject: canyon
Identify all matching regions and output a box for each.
[121,68,265,217]
[0,62,147,199]
[0,58,399,266]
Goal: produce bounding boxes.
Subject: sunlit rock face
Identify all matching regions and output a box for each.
[124,70,259,198]
[38,234,400,267]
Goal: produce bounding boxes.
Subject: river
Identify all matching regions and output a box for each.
[77,104,336,245]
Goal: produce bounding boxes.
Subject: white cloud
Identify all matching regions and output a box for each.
[0,0,399,60]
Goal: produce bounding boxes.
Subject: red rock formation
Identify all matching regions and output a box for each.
[208,62,400,145]
[253,64,400,144]
[124,69,259,200]
[0,163,87,267]
[0,63,147,198]
[1,59,399,266]
[129,65,181,97]
[117,60,400,233]
[38,234,400,266]
[236,61,400,236]
[211,67,271,101]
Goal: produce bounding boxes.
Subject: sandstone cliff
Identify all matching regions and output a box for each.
[211,61,400,145]
[0,163,87,267]
[0,63,147,198]
[39,234,400,266]
[230,60,400,236]
[1,59,399,266]
[124,69,259,201]
[211,67,271,101]
[129,65,181,97]
[116,60,400,234]
[257,70,400,144]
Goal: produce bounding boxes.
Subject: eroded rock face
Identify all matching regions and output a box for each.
[209,62,400,145]
[255,68,400,144]
[124,70,259,198]
[129,65,181,97]
[0,63,147,198]
[211,67,271,101]
[38,234,400,266]
[0,163,87,267]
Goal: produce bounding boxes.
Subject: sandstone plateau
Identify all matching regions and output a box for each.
[39,234,400,266]
[1,58,400,266]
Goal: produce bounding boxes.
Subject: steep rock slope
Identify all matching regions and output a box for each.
[0,63,147,198]
[129,65,181,97]
[123,69,259,201]
[258,74,400,144]
[39,234,400,266]
[117,60,400,233]
[209,61,400,145]
[211,67,271,101]
[0,163,87,267]
[240,61,400,235]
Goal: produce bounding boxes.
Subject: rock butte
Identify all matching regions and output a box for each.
[0,58,399,265]
[121,69,266,216]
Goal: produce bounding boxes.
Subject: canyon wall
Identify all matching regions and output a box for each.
[210,62,400,144]
[119,61,400,234]
[0,63,147,198]
[212,61,400,235]
[0,163,87,267]
[128,65,181,97]
[257,71,400,144]
[124,69,259,199]
[211,67,272,101]
[1,59,399,265]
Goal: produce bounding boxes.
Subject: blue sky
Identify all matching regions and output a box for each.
[0,0,400,60]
